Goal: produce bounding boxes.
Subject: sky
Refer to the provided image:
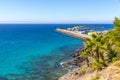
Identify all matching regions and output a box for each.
[0,0,120,23]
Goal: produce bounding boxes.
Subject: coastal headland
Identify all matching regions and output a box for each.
[57,17,120,80]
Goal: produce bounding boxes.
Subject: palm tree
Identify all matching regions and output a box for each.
[79,17,120,70]
[87,34,105,61]
[113,17,120,29]
[103,29,120,61]
[80,33,106,68]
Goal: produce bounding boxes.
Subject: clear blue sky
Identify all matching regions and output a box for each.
[0,0,120,23]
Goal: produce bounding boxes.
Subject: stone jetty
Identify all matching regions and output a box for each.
[56,28,90,40]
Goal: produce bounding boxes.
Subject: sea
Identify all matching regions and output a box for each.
[0,24,113,80]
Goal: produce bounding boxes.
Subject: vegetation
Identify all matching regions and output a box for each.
[91,75,100,80]
[114,17,120,29]
[80,17,120,70]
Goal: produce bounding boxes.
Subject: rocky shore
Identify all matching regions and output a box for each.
[60,48,86,71]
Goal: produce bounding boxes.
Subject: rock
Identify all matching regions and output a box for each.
[0,77,8,80]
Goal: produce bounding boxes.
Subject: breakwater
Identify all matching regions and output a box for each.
[56,28,90,40]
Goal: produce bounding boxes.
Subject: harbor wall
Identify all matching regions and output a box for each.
[56,28,90,40]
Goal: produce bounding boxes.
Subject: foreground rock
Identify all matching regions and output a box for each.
[59,61,120,80]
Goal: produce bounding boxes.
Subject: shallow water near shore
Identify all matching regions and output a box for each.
[0,24,113,79]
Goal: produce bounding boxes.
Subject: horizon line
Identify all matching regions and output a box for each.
[0,22,115,24]
[0,22,113,24]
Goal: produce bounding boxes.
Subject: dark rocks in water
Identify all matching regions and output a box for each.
[5,68,67,80]
[0,77,8,80]
[60,48,86,71]
[60,57,86,69]
[70,48,85,58]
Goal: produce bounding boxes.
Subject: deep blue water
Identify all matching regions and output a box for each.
[0,24,113,79]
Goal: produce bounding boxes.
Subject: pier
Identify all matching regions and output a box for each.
[56,28,90,40]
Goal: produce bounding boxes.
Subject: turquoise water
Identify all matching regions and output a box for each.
[0,24,113,79]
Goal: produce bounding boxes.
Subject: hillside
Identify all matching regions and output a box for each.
[59,61,120,80]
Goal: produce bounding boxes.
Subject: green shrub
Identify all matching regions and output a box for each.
[90,59,105,70]
[112,57,119,62]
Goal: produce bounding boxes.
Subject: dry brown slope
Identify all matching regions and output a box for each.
[59,61,120,80]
